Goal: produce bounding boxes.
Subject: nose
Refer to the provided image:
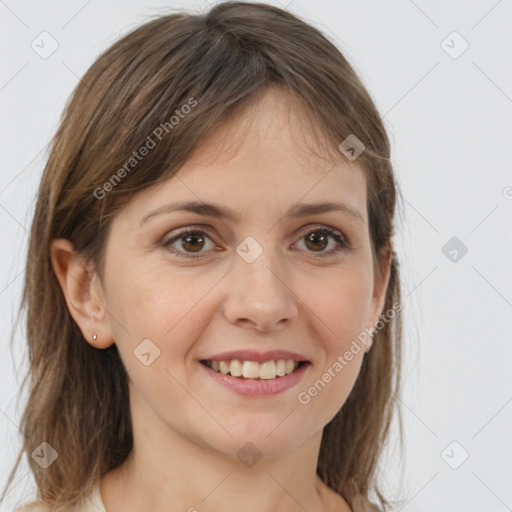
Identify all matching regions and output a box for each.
[222,247,299,332]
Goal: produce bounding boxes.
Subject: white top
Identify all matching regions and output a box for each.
[26,483,427,511]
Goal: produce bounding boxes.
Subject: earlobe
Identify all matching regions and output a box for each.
[49,238,114,349]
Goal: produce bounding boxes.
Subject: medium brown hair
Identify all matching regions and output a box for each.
[3,2,404,511]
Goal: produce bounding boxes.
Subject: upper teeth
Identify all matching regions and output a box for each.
[207,359,300,379]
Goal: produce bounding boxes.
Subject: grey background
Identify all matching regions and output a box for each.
[1,1,511,511]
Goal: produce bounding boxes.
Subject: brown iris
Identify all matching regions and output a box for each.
[180,232,205,253]
[304,231,328,252]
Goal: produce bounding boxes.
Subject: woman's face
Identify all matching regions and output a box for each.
[97,88,389,460]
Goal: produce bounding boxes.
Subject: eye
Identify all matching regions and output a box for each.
[161,225,349,259]
[294,226,349,257]
[161,228,217,259]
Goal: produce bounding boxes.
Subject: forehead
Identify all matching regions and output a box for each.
[122,87,367,224]
[186,86,358,172]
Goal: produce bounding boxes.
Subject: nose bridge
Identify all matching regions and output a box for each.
[235,233,285,294]
[223,233,298,329]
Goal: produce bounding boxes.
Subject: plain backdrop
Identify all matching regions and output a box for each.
[1,1,511,511]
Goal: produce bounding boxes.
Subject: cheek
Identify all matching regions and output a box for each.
[306,351,364,428]
[105,260,218,367]
[301,263,373,348]
[294,266,370,418]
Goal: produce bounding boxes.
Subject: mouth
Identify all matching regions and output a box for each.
[199,354,311,397]
[200,359,308,380]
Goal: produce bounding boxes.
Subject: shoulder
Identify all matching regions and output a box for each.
[316,478,388,512]
[12,506,49,512]
[15,504,88,512]
[316,477,353,512]
[12,503,50,512]
[16,483,104,512]
[18,502,98,512]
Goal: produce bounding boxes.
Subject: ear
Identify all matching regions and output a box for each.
[366,247,393,351]
[50,238,114,349]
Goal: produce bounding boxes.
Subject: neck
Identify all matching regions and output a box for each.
[100,387,334,512]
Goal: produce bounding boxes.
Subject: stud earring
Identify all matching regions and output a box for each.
[92,333,97,341]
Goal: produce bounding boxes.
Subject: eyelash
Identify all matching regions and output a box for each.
[161,225,349,259]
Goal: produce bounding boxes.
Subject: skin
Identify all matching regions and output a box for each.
[51,87,391,512]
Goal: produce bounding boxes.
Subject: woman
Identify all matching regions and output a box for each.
[3,2,403,511]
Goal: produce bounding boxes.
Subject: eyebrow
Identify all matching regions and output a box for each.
[138,200,365,226]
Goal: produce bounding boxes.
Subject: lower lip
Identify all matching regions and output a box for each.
[200,361,310,397]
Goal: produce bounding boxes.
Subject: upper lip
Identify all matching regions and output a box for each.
[201,350,310,363]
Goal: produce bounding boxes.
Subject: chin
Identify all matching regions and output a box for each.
[216,421,313,462]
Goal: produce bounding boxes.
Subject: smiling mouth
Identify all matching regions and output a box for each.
[200,359,308,380]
